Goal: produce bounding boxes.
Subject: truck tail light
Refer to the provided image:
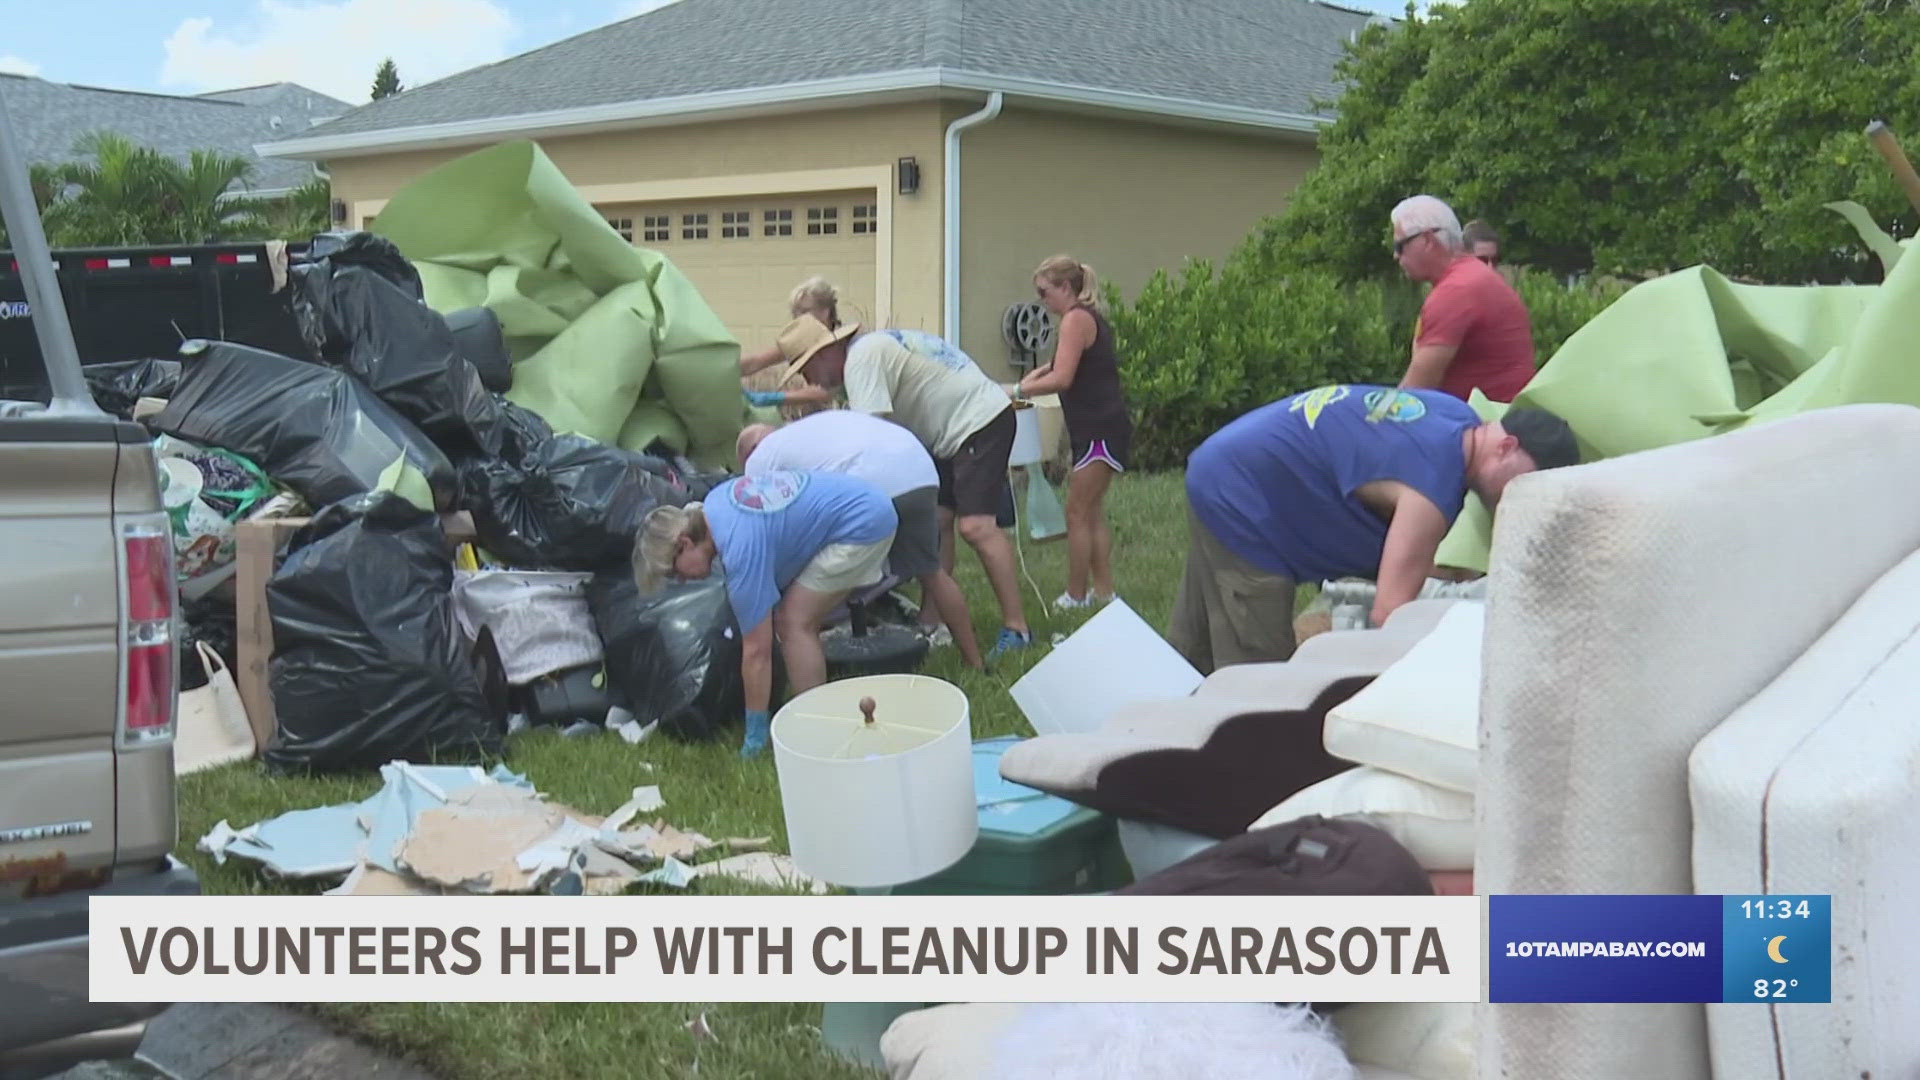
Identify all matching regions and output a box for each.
[121,523,176,746]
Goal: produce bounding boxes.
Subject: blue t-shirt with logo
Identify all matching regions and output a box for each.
[1185,385,1478,582]
[703,470,897,631]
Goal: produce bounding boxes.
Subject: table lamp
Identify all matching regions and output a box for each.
[771,672,977,1067]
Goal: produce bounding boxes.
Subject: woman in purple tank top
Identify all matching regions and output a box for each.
[1015,255,1133,609]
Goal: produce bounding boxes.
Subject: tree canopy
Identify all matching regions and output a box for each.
[372,59,403,100]
[1,132,329,248]
[1252,0,1920,285]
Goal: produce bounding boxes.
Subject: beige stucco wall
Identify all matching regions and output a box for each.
[319,99,1319,391]
[954,105,1319,380]
[322,102,950,336]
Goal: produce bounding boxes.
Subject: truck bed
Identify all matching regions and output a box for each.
[0,240,310,400]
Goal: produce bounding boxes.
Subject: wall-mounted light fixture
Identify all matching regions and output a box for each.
[897,157,920,196]
[330,198,348,224]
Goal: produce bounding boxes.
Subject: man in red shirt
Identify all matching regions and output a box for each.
[1391,195,1536,403]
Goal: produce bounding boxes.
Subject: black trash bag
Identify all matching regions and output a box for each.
[461,433,688,570]
[640,437,732,501]
[493,397,552,465]
[291,264,504,459]
[154,339,459,512]
[264,492,502,773]
[83,358,181,418]
[178,594,238,692]
[445,306,513,393]
[299,231,422,298]
[590,571,741,742]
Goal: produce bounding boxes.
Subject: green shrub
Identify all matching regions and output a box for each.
[1107,259,1628,470]
[1510,270,1633,361]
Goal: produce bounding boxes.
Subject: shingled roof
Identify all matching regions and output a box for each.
[1,74,349,193]
[265,0,1380,156]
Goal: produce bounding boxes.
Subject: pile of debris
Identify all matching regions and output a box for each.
[89,229,745,774]
[198,761,828,896]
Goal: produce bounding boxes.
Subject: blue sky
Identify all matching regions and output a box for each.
[0,0,1428,106]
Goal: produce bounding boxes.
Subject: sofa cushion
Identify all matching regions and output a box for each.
[1194,599,1459,702]
[1322,603,1483,795]
[1477,404,1920,1080]
[1000,607,1463,840]
[1254,767,1473,872]
[1691,546,1920,1080]
[1001,676,1371,838]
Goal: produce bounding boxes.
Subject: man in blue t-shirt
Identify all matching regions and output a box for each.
[1172,384,1578,673]
[635,469,897,756]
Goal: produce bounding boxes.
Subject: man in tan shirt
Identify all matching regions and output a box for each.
[776,316,1032,659]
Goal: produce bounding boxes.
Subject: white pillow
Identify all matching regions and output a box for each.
[1322,602,1482,794]
[1253,766,1473,872]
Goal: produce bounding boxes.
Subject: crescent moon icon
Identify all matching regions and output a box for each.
[1767,936,1789,964]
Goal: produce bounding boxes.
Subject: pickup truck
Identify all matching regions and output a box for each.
[0,88,200,1075]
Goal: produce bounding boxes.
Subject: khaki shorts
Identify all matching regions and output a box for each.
[1166,503,1298,676]
[794,538,893,595]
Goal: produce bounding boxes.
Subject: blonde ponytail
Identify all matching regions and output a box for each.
[1034,254,1100,309]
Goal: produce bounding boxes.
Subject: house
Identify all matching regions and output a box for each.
[2,74,348,197]
[259,0,1382,377]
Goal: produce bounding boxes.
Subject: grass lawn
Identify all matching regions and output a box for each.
[176,469,1216,1079]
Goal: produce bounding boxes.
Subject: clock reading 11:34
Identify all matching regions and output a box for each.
[1741,899,1813,920]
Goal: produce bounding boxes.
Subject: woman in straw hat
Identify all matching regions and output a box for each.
[1016,255,1132,610]
[738,276,845,413]
[635,467,897,758]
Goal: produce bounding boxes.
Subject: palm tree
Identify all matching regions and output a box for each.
[0,163,67,249]
[227,175,333,242]
[49,131,261,246]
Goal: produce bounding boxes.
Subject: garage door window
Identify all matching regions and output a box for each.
[763,209,793,237]
[721,210,752,239]
[642,215,671,242]
[806,207,839,236]
[681,212,709,240]
[852,204,877,234]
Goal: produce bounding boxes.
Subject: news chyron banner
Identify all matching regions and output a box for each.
[88,895,1482,1003]
[88,894,1830,1004]
[1489,894,1831,1003]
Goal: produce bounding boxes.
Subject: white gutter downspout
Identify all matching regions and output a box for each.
[942,91,1002,343]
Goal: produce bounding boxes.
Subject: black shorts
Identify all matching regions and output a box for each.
[887,486,942,579]
[1071,428,1131,472]
[935,406,1016,518]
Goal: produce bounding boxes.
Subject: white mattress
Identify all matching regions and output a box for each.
[1476,404,1920,1080]
[1691,548,1920,1080]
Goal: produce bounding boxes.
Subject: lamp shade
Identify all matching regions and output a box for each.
[771,673,977,889]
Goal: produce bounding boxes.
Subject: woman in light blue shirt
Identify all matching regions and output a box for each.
[636,470,897,757]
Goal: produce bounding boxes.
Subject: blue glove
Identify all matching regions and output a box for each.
[745,390,786,407]
[740,709,772,759]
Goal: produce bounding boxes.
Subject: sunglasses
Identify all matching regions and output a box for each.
[1392,228,1437,256]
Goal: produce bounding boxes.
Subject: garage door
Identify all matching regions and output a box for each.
[599,189,879,360]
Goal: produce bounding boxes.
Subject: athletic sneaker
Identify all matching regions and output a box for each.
[919,624,953,648]
[1054,592,1093,610]
[988,627,1032,659]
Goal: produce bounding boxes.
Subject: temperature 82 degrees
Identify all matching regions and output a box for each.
[1720,895,1831,1003]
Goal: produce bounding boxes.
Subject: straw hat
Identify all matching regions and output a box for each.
[776,314,859,383]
